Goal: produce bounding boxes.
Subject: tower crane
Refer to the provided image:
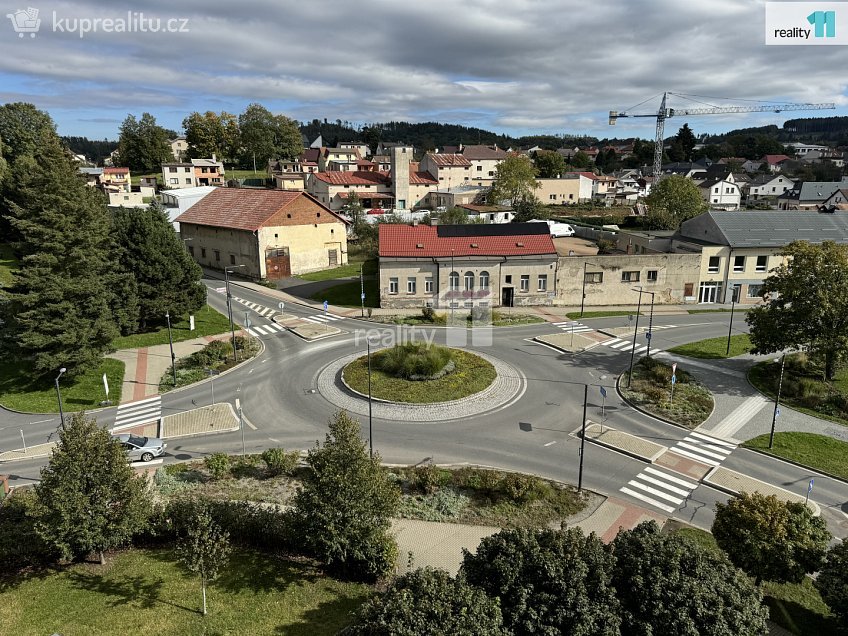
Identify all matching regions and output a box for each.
[609,92,836,180]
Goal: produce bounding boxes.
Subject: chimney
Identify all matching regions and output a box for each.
[212,153,217,163]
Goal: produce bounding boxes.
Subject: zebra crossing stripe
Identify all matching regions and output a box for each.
[670,446,721,466]
[643,466,698,488]
[252,325,271,335]
[609,341,631,349]
[620,487,677,513]
[113,396,161,431]
[689,431,736,449]
[266,323,285,332]
[676,441,727,462]
[636,474,692,497]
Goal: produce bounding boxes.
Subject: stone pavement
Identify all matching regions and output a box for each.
[584,421,665,462]
[161,403,239,439]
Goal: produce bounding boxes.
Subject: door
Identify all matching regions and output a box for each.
[328,249,338,266]
[265,248,291,279]
[501,287,514,307]
[698,282,722,304]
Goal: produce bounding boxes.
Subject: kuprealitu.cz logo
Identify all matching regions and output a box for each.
[765,2,847,45]
[6,6,190,39]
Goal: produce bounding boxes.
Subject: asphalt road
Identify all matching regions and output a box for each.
[3,280,847,538]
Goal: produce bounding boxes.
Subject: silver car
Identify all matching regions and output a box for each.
[113,434,166,462]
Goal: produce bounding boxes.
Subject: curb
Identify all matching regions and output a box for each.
[740,446,848,486]
[615,367,714,432]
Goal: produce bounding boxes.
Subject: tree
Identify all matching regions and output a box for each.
[533,150,566,178]
[611,521,768,635]
[569,150,591,170]
[177,504,232,616]
[345,567,506,635]
[238,103,302,168]
[117,112,173,172]
[33,413,151,565]
[110,201,205,332]
[512,196,549,223]
[1,129,118,379]
[488,154,539,208]
[712,492,831,585]
[290,410,401,581]
[815,540,848,624]
[363,125,381,155]
[461,527,621,635]
[643,173,707,230]
[747,241,848,380]
[0,102,56,165]
[438,206,471,224]
[668,124,697,163]
[345,191,365,227]
[182,111,240,163]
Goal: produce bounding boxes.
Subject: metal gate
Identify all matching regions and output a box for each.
[265,248,291,279]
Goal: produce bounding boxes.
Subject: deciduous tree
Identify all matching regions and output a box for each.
[34,413,152,565]
[437,206,471,224]
[182,111,240,163]
[644,173,707,230]
[747,241,848,380]
[117,112,173,172]
[238,103,302,167]
[815,540,848,624]
[533,150,566,178]
[488,154,539,208]
[177,504,232,616]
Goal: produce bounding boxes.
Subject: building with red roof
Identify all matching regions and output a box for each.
[378,223,557,308]
[176,189,348,279]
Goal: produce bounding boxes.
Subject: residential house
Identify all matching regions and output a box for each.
[563,173,598,201]
[159,185,217,229]
[698,174,741,210]
[788,142,831,157]
[176,189,349,279]
[778,178,848,209]
[170,136,188,162]
[420,152,473,190]
[746,174,794,201]
[162,163,197,189]
[378,223,557,309]
[458,204,515,224]
[102,167,131,192]
[339,141,370,157]
[821,188,848,211]
[79,167,103,187]
[376,141,413,156]
[192,156,225,186]
[427,185,490,211]
[741,159,763,173]
[762,154,792,173]
[458,144,508,184]
[319,147,361,172]
[536,176,586,205]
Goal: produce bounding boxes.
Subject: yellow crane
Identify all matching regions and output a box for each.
[609,92,836,179]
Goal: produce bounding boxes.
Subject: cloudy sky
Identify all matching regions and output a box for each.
[1,0,846,140]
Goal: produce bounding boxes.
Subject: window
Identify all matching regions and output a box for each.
[684,283,694,297]
[621,271,640,282]
[747,284,764,298]
[713,198,718,203]
[407,277,416,294]
[168,167,176,173]
[169,178,178,184]
[488,171,494,177]
[185,178,192,184]
[214,250,220,262]
[229,254,236,265]
[647,270,658,282]
[550,194,557,200]
[584,272,603,284]
[201,248,206,258]
[756,255,768,272]
[479,271,490,289]
[733,255,745,272]
[520,275,529,292]
[477,165,482,171]
[389,277,399,294]
[708,256,720,273]
[714,187,719,193]
[505,275,512,284]
[538,274,548,291]
[569,193,574,200]
[449,271,459,291]
[425,277,433,293]
[464,271,474,291]
[188,246,194,257]
[464,301,473,308]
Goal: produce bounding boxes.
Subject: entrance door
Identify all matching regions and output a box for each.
[328,249,338,266]
[265,248,291,279]
[698,282,722,304]
[501,287,514,307]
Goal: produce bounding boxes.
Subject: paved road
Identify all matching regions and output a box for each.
[3,280,847,538]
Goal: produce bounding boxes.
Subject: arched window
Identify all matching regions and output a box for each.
[464,271,475,291]
[479,271,490,289]
[449,271,459,291]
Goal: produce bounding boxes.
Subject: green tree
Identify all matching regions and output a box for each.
[747,241,848,380]
[345,191,365,227]
[712,492,831,585]
[345,567,506,635]
[117,112,173,172]
[612,521,768,635]
[110,201,205,332]
[177,504,232,616]
[438,206,471,224]
[488,154,539,208]
[668,124,697,163]
[644,173,707,230]
[461,527,621,636]
[569,150,591,170]
[290,410,401,581]
[0,102,56,165]
[533,150,566,178]
[238,103,302,167]
[363,125,382,155]
[512,196,549,223]
[815,540,848,624]
[34,413,152,565]
[1,131,118,378]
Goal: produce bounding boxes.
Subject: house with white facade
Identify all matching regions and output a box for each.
[457,144,508,185]
[699,174,741,210]
[746,174,794,201]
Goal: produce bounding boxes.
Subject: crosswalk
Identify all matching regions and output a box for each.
[621,465,700,514]
[669,431,736,467]
[246,323,287,337]
[601,336,662,356]
[113,395,161,432]
[303,313,344,324]
[552,321,592,333]
[233,297,278,319]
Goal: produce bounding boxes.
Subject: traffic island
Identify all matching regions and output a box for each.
[581,422,666,462]
[704,465,821,516]
[534,332,598,353]
[289,322,342,341]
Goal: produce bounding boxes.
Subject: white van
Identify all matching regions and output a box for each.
[549,222,575,238]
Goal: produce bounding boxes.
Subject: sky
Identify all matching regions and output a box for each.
[0,0,846,141]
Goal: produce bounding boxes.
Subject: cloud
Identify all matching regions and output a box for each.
[0,0,844,138]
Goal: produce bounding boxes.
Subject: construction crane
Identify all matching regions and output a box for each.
[609,92,836,181]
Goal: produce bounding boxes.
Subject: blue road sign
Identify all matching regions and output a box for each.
[646,331,652,340]
[323,300,329,311]
[361,293,366,300]
[671,374,677,385]
[808,478,814,493]
[776,407,781,418]
[600,386,607,398]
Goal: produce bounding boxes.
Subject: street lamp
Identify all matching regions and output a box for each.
[769,353,787,449]
[725,295,737,356]
[360,263,365,318]
[366,335,378,459]
[54,367,67,429]
[627,289,644,388]
[450,248,455,322]
[165,312,177,387]
[642,289,656,358]
[224,265,245,362]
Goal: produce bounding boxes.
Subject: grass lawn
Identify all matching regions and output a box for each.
[667,334,752,359]
[0,358,124,413]
[228,169,268,180]
[687,308,752,314]
[0,243,19,287]
[744,432,848,480]
[343,348,496,403]
[621,358,714,428]
[566,310,640,320]
[112,305,231,350]
[298,258,377,282]
[0,547,370,636]
[311,279,379,308]
[374,310,543,327]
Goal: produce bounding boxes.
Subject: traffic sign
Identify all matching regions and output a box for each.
[808,478,814,494]
[671,374,677,385]
[323,300,329,311]
[600,386,607,398]
[361,293,366,300]
[278,302,285,311]
[776,407,781,418]
[245,318,251,329]
[646,331,652,341]
[671,362,677,375]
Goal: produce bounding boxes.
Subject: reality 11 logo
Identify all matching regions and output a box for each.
[808,10,836,38]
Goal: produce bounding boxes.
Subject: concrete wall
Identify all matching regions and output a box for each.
[555,253,702,306]
[391,147,411,209]
[182,224,263,278]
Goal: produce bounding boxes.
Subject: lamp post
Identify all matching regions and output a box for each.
[643,289,656,358]
[54,367,67,429]
[224,265,245,362]
[450,249,455,321]
[360,263,365,318]
[580,262,587,318]
[165,312,177,387]
[769,353,786,449]
[578,383,588,492]
[725,296,736,357]
[366,335,377,459]
[627,289,644,388]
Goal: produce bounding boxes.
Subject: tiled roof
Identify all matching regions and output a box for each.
[566,171,598,181]
[379,224,556,258]
[191,158,223,167]
[302,148,321,163]
[427,153,472,167]
[459,145,508,160]
[174,189,345,230]
[409,171,439,185]
[311,171,390,186]
[763,154,791,165]
[103,167,128,174]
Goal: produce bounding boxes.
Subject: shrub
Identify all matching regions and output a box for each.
[421,306,436,322]
[189,340,233,368]
[261,448,300,477]
[410,463,449,494]
[376,342,453,379]
[0,489,58,570]
[469,306,491,323]
[399,489,470,521]
[153,467,201,496]
[204,453,231,480]
[498,473,544,503]
[230,455,262,479]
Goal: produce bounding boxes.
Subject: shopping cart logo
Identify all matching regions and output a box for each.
[7,7,41,38]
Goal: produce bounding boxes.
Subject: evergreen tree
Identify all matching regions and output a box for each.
[110,201,205,332]
[1,129,117,378]
[34,413,152,565]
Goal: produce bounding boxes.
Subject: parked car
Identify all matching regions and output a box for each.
[550,222,575,237]
[112,434,166,462]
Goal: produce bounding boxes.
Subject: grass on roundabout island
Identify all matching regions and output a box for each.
[343,345,496,403]
[744,432,848,481]
[667,334,752,360]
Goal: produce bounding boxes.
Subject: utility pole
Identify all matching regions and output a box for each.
[726,297,736,357]
[769,353,786,449]
[578,384,588,492]
[580,261,587,318]
[627,290,643,388]
[360,263,365,318]
[165,312,177,387]
[224,265,244,362]
[645,290,655,358]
